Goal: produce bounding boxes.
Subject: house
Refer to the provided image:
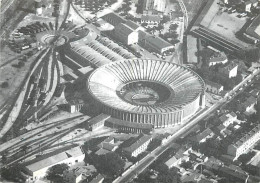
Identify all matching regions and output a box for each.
[86,114,110,131]
[205,79,223,95]
[219,112,237,127]
[165,148,190,168]
[189,128,214,144]
[227,124,260,159]
[63,168,83,183]
[24,146,85,181]
[138,30,174,54]
[208,52,228,67]
[249,89,260,97]
[114,23,139,45]
[141,15,161,27]
[165,156,179,168]
[217,124,226,136]
[89,174,104,183]
[239,96,258,113]
[123,134,152,157]
[243,1,252,12]
[218,62,238,78]
[96,136,119,155]
[250,0,258,7]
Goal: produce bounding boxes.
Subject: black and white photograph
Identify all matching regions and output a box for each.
[0,0,260,182]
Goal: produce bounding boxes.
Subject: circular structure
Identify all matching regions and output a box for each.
[36,31,69,47]
[87,59,205,128]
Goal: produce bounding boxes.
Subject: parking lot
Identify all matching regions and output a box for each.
[198,0,251,48]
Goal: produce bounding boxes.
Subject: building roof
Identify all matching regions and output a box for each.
[232,124,260,148]
[208,52,227,63]
[88,59,204,114]
[89,174,105,183]
[26,147,84,172]
[193,128,214,142]
[205,79,223,90]
[115,23,135,36]
[69,99,84,105]
[250,0,258,3]
[141,15,161,22]
[125,20,140,30]
[220,62,237,72]
[106,117,153,129]
[95,148,111,155]
[240,96,257,110]
[138,30,174,51]
[217,124,226,131]
[165,156,178,168]
[88,113,111,126]
[123,134,152,153]
[245,15,260,40]
[101,13,125,26]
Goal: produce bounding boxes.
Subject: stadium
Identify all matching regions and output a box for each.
[87,59,205,128]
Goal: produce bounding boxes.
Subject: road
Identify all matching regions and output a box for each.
[117,68,260,183]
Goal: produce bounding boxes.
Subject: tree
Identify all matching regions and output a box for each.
[161,15,170,24]
[141,22,148,27]
[46,163,69,183]
[1,81,9,88]
[169,23,178,31]
[1,165,25,182]
[156,24,164,31]
[157,167,181,183]
[94,152,125,177]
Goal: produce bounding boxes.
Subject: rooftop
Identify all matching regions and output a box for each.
[125,20,140,30]
[232,124,260,147]
[123,134,152,153]
[101,12,125,26]
[193,128,214,142]
[87,113,111,126]
[138,30,174,50]
[205,79,223,90]
[165,156,178,168]
[115,23,135,36]
[25,147,84,172]
[141,15,161,22]
[220,62,238,71]
[208,52,227,63]
[245,14,260,40]
[89,174,104,183]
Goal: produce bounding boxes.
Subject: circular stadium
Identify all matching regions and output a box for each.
[87,59,205,128]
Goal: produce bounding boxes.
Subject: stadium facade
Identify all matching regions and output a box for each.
[87,59,205,128]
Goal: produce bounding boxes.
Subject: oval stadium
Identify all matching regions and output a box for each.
[87,59,205,128]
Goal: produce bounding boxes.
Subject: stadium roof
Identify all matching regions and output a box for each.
[88,59,205,114]
[106,117,153,129]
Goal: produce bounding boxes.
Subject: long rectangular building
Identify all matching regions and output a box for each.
[123,134,152,157]
[227,124,260,159]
